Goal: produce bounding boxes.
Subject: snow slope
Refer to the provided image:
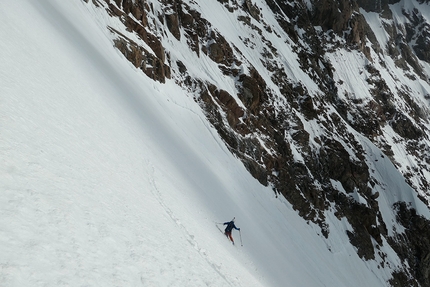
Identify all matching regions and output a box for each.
[0,0,422,286]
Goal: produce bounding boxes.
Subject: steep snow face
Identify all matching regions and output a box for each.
[2,0,430,287]
[0,1,264,286]
[0,0,411,286]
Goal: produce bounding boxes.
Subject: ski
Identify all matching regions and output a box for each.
[216,223,224,234]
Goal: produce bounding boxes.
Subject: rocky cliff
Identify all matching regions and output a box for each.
[83,0,430,285]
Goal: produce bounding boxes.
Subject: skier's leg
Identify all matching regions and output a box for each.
[228,233,234,244]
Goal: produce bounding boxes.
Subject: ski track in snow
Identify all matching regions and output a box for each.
[148,165,235,286]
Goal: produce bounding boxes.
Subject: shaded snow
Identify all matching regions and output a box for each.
[1,0,428,286]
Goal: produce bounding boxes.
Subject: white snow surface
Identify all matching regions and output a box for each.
[1,0,428,286]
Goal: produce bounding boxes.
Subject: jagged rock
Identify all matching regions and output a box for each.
[207,84,244,128]
[238,75,261,111]
[390,113,423,140]
[205,31,235,66]
[176,4,201,56]
[147,33,165,62]
[111,29,170,83]
[165,12,181,40]
[244,0,260,21]
[208,43,224,63]
[356,0,385,12]
[298,95,317,119]
[111,0,148,25]
[238,69,266,113]
[310,0,356,33]
[389,202,430,287]
[176,60,187,74]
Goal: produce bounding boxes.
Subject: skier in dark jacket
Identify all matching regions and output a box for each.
[224,218,240,245]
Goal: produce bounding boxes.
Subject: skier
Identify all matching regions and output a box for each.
[223,218,240,245]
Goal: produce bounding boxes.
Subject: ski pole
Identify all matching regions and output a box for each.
[239,230,243,246]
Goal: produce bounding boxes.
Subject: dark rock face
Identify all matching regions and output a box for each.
[356,0,385,13]
[105,0,170,83]
[311,0,356,32]
[402,8,430,64]
[87,0,430,285]
[389,202,430,286]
